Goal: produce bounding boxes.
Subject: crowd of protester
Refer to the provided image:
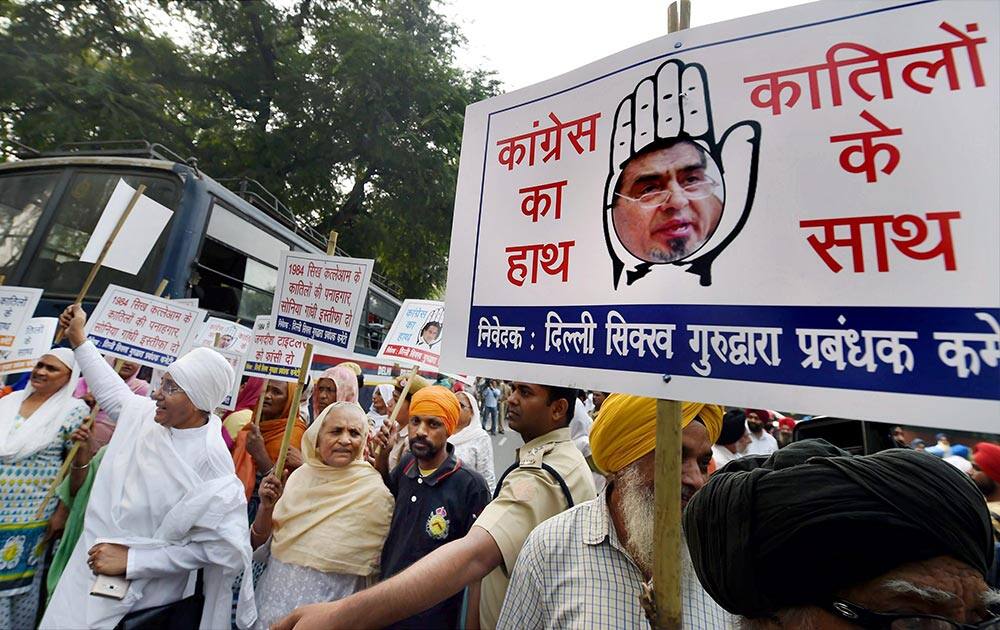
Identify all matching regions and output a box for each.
[0,304,998,629]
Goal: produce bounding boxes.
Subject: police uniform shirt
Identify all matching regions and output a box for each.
[380,443,490,630]
[475,427,598,630]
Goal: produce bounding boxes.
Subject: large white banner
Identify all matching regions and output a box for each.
[271,251,373,353]
[441,0,1000,430]
[85,285,206,369]
[377,299,446,370]
[0,286,43,352]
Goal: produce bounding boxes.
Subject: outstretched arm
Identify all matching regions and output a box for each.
[272,526,502,630]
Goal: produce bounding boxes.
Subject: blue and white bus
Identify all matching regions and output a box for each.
[0,140,401,356]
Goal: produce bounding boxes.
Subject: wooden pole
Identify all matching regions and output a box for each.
[327,230,338,255]
[650,400,684,629]
[646,5,690,630]
[54,184,147,344]
[35,277,167,518]
[273,343,313,479]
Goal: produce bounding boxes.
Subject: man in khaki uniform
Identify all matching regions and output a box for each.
[272,382,597,630]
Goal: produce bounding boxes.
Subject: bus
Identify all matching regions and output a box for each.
[0,140,402,356]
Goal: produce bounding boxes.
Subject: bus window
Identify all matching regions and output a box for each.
[21,171,180,297]
[192,237,277,323]
[362,293,396,351]
[0,172,61,280]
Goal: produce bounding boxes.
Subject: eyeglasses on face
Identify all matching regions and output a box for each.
[827,599,1000,629]
[156,379,186,397]
[615,175,719,209]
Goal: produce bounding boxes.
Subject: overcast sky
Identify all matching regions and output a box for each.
[442,0,809,91]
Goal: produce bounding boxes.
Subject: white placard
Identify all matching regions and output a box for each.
[0,317,58,374]
[85,284,206,369]
[194,317,253,355]
[377,299,445,371]
[271,251,373,353]
[80,179,173,275]
[0,286,43,351]
[440,0,1000,431]
[243,315,309,383]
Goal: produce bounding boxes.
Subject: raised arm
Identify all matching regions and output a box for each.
[60,304,136,419]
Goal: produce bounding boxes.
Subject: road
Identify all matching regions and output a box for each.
[489,427,523,481]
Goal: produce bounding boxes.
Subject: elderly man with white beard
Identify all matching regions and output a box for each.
[496,394,735,629]
[41,305,256,630]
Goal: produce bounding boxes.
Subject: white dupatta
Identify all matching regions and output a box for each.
[0,348,85,462]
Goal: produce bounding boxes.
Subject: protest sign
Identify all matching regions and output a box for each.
[195,316,253,354]
[80,179,173,275]
[244,315,309,382]
[441,0,1000,431]
[377,300,446,370]
[0,317,58,374]
[85,284,206,369]
[271,251,373,352]
[0,286,42,352]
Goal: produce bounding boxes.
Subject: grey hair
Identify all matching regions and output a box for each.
[881,579,956,604]
[983,588,1000,609]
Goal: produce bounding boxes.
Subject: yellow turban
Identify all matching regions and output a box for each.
[338,361,362,376]
[589,394,724,474]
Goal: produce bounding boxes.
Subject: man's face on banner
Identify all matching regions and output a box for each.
[612,141,723,264]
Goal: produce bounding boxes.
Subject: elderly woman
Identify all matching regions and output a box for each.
[0,349,89,628]
[367,383,393,432]
[450,390,496,493]
[245,402,393,629]
[308,365,358,424]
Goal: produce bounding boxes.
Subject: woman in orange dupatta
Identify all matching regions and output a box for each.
[231,381,307,510]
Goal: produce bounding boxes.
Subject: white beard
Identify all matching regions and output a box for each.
[617,464,655,576]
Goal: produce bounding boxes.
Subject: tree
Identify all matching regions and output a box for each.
[0,0,499,297]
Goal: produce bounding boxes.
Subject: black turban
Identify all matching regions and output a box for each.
[683,439,995,618]
[717,409,747,446]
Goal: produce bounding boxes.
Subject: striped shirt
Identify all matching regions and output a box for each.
[496,489,737,629]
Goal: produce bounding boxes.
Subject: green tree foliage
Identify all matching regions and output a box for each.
[0,0,498,297]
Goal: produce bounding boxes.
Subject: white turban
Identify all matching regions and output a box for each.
[46,347,76,371]
[167,347,234,412]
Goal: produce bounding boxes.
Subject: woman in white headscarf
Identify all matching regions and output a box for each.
[366,383,393,432]
[0,348,88,628]
[449,390,496,494]
[245,402,393,629]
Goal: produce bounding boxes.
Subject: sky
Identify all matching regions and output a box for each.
[442,0,810,92]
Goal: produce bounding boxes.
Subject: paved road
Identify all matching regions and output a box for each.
[489,428,523,481]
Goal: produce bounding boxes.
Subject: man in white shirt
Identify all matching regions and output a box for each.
[711,409,750,470]
[742,408,778,457]
[42,305,255,630]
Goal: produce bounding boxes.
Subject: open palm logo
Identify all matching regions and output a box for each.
[603,59,761,287]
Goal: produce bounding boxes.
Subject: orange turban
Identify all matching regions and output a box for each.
[590,394,724,474]
[409,385,461,435]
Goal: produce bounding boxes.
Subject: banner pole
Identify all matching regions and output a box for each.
[36,277,167,518]
[273,343,313,479]
[643,5,690,630]
[54,184,147,344]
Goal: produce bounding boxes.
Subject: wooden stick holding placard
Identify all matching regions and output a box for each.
[54,184,147,344]
[374,364,418,459]
[641,4,691,630]
[35,277,168,518]
[273,343,312,479]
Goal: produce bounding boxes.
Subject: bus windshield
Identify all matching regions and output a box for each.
[11,169,181,298]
